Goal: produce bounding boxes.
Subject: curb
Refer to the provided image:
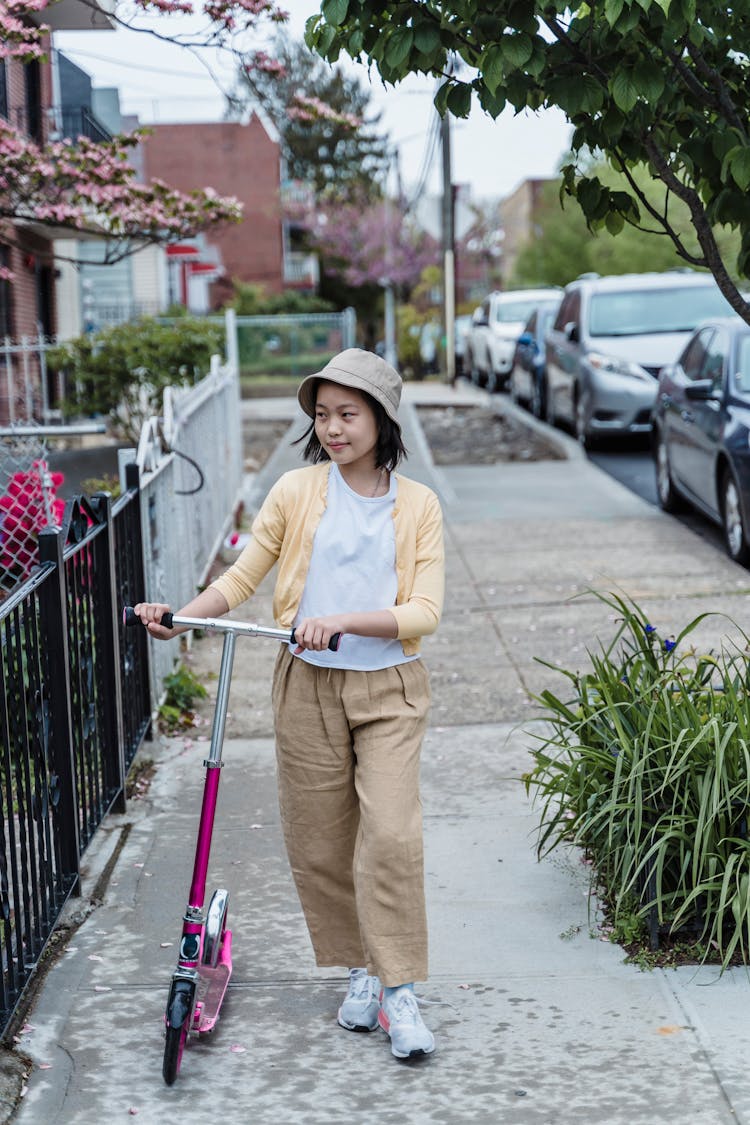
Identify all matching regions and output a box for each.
[487,392,586,462]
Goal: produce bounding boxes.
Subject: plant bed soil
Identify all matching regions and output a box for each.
[416,404,565,465]
[243,417,295,471]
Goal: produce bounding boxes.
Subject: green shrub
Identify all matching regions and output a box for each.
[158,663,208,732]
[524,590,750,968]
[49,317,224,442]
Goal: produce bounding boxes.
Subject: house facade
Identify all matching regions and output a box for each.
[0,0,114,421]
[499,177,555,285]
[53,53,171,340]
[142,115,286,307]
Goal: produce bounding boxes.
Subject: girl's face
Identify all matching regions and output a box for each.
[314,380,379,471]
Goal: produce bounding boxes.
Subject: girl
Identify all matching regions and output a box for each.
[135,348,444,1060]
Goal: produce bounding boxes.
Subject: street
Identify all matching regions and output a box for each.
[586,435,729,557]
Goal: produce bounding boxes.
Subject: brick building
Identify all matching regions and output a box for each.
[0,52,56,345]
[499,177,555,285]
[142,115,285,307]
[0,0,114,421]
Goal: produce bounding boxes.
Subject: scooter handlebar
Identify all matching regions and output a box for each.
[122,606,341,651]
[123,606,173,630]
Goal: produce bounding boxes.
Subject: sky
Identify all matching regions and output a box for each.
[55,2,572,204]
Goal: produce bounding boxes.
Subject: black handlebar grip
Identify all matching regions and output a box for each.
[290,629,342,652]
[122,606,174,629]
[123,606,138,627]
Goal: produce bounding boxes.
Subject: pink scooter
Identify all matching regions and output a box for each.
[123,607,340,1085]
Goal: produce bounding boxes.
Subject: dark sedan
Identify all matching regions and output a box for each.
[653,316,750,563]
[508,300,561,418]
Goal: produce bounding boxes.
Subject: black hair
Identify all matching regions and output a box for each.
[292,379,408,471]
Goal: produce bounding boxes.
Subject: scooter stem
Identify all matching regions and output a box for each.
[189,631,236,908]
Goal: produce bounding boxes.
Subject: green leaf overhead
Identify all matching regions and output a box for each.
[307,0,750,324]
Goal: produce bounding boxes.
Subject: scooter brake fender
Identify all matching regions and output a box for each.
[166,978,195,1029]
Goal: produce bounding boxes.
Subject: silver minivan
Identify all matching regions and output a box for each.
[545,271,736,446]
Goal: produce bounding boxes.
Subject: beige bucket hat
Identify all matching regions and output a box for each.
[297,349,402,426]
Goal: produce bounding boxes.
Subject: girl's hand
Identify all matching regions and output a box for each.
[292,615,347,653]
[133,602,180,641]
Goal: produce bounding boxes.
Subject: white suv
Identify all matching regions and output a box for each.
[467,288,561,392]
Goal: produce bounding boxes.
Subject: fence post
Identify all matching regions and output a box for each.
[343,306,357,350]
[37,528,81,894]
[122,461,154,730]
[90,491,127,814]
[224,307,238,374]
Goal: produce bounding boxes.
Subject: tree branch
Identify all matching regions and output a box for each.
[611,153,705,267]
[644,136,750,317]
[685,40,746,137]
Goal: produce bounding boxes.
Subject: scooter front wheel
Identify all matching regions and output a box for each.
[162,977,195,1085]
[163,1020,189,1086]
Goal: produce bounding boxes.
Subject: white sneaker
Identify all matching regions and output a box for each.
[378,987,435,1059]
[337,968,381,1032]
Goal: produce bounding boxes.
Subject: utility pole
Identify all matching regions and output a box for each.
[441,111,456,384]
[383,146,398,370]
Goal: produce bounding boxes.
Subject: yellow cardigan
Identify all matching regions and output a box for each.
[210,462,444,656]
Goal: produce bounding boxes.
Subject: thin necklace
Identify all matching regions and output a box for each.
[371,467,386,496]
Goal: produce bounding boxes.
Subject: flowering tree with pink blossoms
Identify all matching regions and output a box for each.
[308,197,438,292]
[0,0,292,271]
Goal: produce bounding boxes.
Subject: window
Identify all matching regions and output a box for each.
[553,290,580,332]
[703,327,729,389]
[680,328,714,381]
[734,335,750,394]
[24,58,42,142]
[0,60,7,122]
[492,297,543,324]
[0,246,12,339]
[588,285,733,337]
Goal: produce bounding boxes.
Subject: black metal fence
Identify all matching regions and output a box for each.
[0,462,151,1033]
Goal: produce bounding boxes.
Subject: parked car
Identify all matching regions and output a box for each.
[545,271,736,447]
[466,288,561,392]
[508,297,562,417]
[653,316,750,563]
[454,314,473,378]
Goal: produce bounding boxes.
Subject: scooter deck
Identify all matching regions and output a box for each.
[195,930,233,1034]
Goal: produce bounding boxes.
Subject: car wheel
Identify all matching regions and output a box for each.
[531,376,544,419]
[543,378,555,426]
[574,391,592,449]
[721,470,750,565]
[654,429,683,513]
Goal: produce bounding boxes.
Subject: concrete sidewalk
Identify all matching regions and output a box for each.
[10,382,750,1124]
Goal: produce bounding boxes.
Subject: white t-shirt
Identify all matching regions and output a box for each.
[291,463,417,670]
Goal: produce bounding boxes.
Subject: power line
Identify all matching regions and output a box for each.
[403,108,441,212]
[58,47,219,82]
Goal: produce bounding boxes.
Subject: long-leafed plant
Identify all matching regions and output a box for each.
[524,591,750,967]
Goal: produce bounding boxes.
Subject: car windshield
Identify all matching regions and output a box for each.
[493,297,548,324]
[588,285,734,336]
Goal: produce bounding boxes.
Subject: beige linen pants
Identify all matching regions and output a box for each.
[271,647,431,987]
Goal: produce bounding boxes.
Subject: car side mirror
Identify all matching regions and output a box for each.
[517,332,533,347]
[564,321,580,343]
[684,379,719,401]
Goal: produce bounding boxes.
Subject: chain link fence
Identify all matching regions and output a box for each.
[0,424,106,598]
